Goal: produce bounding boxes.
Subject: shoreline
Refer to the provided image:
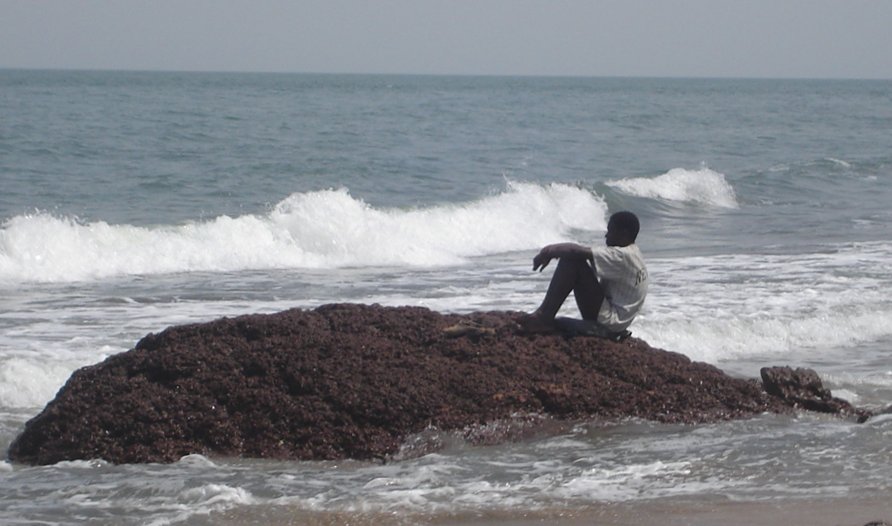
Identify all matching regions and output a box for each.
[204,496,892,526]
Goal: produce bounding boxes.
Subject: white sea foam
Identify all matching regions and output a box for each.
[557,460,696,501]
[631,242,892,370]
[179,484,256,507]
[140,484,257,526]
[864,413,892,426]
[0,182,607,283]
[51,459,110,469]
[637,308,892,368]
[606,166,738,208]
[0,357,84,409]
[177,454,218,468]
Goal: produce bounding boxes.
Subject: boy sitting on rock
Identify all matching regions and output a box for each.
[519,211,648,340]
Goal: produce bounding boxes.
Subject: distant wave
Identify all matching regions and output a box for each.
[606,167,738,208]
[825,157,852,168]
[0,182,608,283]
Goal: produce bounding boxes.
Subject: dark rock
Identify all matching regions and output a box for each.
[760,366,872,422]
[6,304,824,465]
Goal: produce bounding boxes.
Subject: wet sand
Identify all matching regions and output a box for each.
[204,496,891,526]
[437,498,891,526]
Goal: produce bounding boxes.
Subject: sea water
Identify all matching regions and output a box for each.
[1,71,891,524]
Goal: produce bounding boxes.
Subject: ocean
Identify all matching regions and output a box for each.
[1,70,891,524]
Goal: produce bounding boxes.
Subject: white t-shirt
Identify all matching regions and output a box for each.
[592,243,648,331]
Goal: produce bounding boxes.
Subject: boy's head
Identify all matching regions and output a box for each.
[605,211,640,247]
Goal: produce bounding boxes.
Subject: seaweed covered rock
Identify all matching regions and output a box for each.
[760,366,871,422]
[9,304,802,465]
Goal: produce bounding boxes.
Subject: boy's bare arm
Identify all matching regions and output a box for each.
[532,243,594,271]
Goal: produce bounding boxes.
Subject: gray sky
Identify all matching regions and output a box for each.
[2,0,891,79]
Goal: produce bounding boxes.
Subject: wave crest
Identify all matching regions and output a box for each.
[0,182,608,283]
[606,167,738,208]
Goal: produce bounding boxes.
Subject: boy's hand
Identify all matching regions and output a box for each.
[532,247,553,272]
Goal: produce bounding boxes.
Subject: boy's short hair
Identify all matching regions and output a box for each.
[609,211,640,241]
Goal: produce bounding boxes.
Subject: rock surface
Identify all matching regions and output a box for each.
[6,304,857,465]
[760,366,871,422]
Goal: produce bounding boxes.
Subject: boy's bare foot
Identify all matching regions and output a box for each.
[515,313,556,334]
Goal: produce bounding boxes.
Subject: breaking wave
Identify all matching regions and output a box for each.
[606,167,738,208]
[0,181,608,283]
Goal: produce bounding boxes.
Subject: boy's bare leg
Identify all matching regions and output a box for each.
[527,257,604,327]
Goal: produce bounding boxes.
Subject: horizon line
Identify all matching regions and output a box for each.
[2,66,890,83]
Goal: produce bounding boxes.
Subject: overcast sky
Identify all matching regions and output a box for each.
[2,0,891,79]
